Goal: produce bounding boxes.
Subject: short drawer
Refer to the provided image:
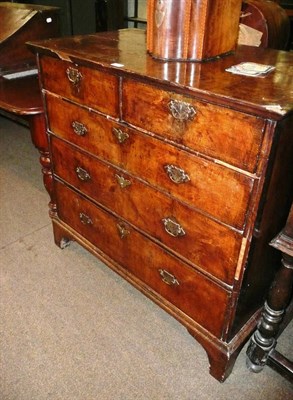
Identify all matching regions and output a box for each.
[40,56,119,117]
[122,79,265,173]
[55,180,230,338]
[47,95,254,230]
[51,136,242,285]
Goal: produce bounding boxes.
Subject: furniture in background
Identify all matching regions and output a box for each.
[247,203,293,382]
[279,1,293,48]
[0,76,48,187]
[5,0,126,35]
[125,0,146,28]
[0,2,60,197]
[28,29,293,382]
[0,2,59,74]
[95,0,125,32]
[241,0,290,50]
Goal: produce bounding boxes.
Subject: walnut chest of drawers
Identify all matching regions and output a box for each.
[29,29,293,382]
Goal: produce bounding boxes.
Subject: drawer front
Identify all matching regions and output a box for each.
[51,136,243,285]
[55,180,230,338]
[40,56,119,117]
[46,93,120,156]
[47,95,253,229]
[122,79,265,173]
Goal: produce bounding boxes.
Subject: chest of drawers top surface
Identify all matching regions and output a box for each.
[29,29,293,119]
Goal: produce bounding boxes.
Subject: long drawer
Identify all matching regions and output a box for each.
[122,79,265,173]
[46,94,254,230]
[40,56,119,117]
[54,179,231,338]
[51,136,242,285]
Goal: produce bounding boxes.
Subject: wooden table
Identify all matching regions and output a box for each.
[247,203,293,382]
[0,75,51,197]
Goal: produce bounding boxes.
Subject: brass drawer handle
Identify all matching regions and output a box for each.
[72,121,87,136]
[76,166,91,182]
[158,269,180,286]
[79,212,93,225]
[168,99,196,121]
[66,66,82,86]
[164,164,190,184]
[117,222,130,239]
[162,217,186,237]
[112,127,129,144]
[115,174,131,188]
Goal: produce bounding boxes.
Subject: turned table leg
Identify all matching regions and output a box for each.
[247,202,293,381]
[247,255,293,372]
[28,113,56,217]
[29,113,75,250]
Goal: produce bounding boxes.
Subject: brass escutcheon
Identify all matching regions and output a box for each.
[115,174,131,188]
[162,217,186,237]
[168,99,196,121]
[158,269,180,286]
[72,121,87,136]
[117,222,130,239]
[112,127,129,144]
[79,212,93,225]
[76,166,91,182]
[164,164,190,184]
[66,66,82,86]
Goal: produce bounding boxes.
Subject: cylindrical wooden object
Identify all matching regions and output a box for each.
[147,0,243,61]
